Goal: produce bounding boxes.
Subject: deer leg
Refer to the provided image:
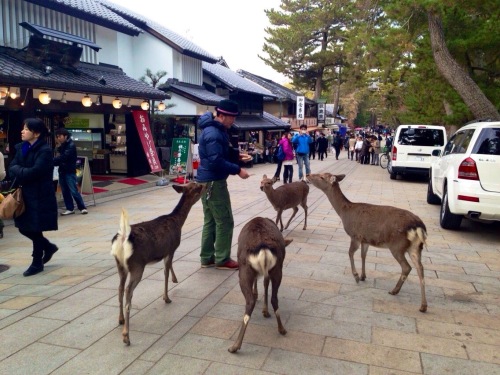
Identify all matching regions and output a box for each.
[270,270,287,335]
[163,255,173,303]
[170,264,178,283]
[389,249,412,296]
[276,210,284,231]
[284,207,298,230]
[123,266,145,346]
[301,202,308,230]
[262,275,271,318]
[252,278,258,300]
[408,245,427,313]
[348,239,361,282]
[115,258,127,325]
[360,243,369,281]
[229,268,256,353]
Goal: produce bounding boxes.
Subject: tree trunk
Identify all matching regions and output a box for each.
[427,11,499,121]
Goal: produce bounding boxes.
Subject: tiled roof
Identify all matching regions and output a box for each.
[233,112,291,131]
[161,81,224,105]
[26,0,143,36]
[0,46,168,100]
[202,62,276,98]
[238,69,316,104]
[97,0,218,63]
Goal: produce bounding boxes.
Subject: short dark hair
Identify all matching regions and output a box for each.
[23,118,48,138]
[299,124,307,130]
[55,128,70,137]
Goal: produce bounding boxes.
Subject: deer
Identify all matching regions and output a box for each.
[110,182,205,345]
[260,174,309,231]
[228,217,293,353]
[308,173,428,313]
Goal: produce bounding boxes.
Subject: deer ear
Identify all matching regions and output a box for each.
[284,238,293,247]
[337,174,346,182]
[263,174,267,179]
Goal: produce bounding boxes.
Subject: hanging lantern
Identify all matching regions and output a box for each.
[157,101,166,111]
[112,98,122,109]
[39,90,51,105]
[140,100,150,110]
[81,94,92,107]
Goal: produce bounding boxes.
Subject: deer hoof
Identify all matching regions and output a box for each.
[263,310,271,318]
[118,318,124,325]
[388,290,397,295]
[228,345,239,353]
[123,335,130,346]
[279,328,287,335]
[360,275,366,281]
[420,305,427,313]
[163,296,172,304]
[354,275,360,283]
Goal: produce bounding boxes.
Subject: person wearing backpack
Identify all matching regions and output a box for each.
[272,133,287,182]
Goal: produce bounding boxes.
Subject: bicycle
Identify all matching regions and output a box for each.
[379,147,391,169]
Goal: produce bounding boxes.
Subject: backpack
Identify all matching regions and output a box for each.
[276,145,286,161]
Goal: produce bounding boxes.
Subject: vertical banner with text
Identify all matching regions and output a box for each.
[169,138,191,176]
[132,110,162,173]
[296,96,305,120]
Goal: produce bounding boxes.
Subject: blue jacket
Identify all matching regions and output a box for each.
[196,118,240,182]
[292,133,313,154]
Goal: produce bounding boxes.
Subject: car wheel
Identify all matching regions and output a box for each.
[440,186,462,230]
[387,160,397,179]
[427,174,441,205]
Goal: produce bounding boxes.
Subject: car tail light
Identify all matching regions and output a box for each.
[392,146,397,160]
[458,157,479,180]
[458,195,479,202]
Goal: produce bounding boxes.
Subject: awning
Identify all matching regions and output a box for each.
[233,113,291,131]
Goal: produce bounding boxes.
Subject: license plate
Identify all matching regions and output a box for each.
[414,156,425,162]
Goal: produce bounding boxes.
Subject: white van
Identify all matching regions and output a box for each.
[389,124,447,180]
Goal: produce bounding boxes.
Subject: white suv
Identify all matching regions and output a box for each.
[427,120,500,229]
[389,125,447,179]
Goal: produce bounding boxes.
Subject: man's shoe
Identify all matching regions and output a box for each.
[201,259,215,268]
[216,259,239,270]
[61,210,75,216]
[80,209,88,215]
[43,243,59,264]
[23,264,44,277]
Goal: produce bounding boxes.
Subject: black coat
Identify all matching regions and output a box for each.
[9,140,58,232]
[54,137,77,174]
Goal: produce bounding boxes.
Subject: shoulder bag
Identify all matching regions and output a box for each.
[0,179,25,219]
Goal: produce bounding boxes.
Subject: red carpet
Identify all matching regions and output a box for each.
[92,175,117,181]
[91,187,109,193]
[117,178,148,186]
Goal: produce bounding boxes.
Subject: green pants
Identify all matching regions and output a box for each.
[200,180,234,265]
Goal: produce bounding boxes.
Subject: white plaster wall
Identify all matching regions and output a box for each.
[163,93,204,115]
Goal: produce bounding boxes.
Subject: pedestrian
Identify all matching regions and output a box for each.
[0,151,5,238]
[333,133,343,160]
[292,124,313,182]
[280,131,295,183]
[197,100,250,270]
[360,136,371,164]
[354,135,363,162]
[53,128,88,215]
[309,133,316,160]
[9,118,58,277]
[272,133,288,182]
[371,135,381,165]
[316,132,328,160]
[348,134,356,160]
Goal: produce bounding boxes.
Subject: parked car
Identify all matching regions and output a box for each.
[427,120,500,229]
[388,125,447,180]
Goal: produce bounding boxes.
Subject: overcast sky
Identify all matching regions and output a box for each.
[110,0,287,84]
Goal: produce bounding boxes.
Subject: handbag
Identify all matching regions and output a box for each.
[0,178,25,219]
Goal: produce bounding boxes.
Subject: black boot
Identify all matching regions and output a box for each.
[23,261,44,277]
[43,243,59,264]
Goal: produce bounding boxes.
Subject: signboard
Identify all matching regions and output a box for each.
[169,138,191,176]
[296,96,305,120]
[317,103,325,122]
[131,110,162,173]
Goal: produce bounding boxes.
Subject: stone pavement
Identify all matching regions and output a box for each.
[0,151,499,375]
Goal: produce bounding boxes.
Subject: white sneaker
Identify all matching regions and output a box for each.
[61,210,75,216]
[80,209,88,215]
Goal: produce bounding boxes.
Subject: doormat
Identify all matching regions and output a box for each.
[117,178,148,186]
[92,187,109,193]
[92,175,117,181]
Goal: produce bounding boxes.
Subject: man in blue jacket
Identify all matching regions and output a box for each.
[197,100,249,270]
[292,124,313,182]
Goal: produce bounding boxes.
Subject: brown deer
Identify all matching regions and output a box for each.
[111,182,204,345]
[308,173,428,312]
[228,217,292,353]
[260,174,309,231]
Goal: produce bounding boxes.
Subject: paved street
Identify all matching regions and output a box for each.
[0,151,499,375]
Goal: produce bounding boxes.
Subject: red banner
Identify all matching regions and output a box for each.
[131,110,162,173]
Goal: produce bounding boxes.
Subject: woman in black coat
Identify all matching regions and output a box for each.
[9,118,58,276]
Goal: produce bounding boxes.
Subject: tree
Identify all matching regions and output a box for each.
[139,69,174,115]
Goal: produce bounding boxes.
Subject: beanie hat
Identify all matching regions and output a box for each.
[216,99,239,116]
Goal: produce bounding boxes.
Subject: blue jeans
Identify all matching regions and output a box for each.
[59,173,86,211]
[296,153,311,179]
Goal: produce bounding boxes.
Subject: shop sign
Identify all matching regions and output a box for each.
[296,96,305,120]
[169,138,191,175]
[131,110,162,173]
[317,103,325,122]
